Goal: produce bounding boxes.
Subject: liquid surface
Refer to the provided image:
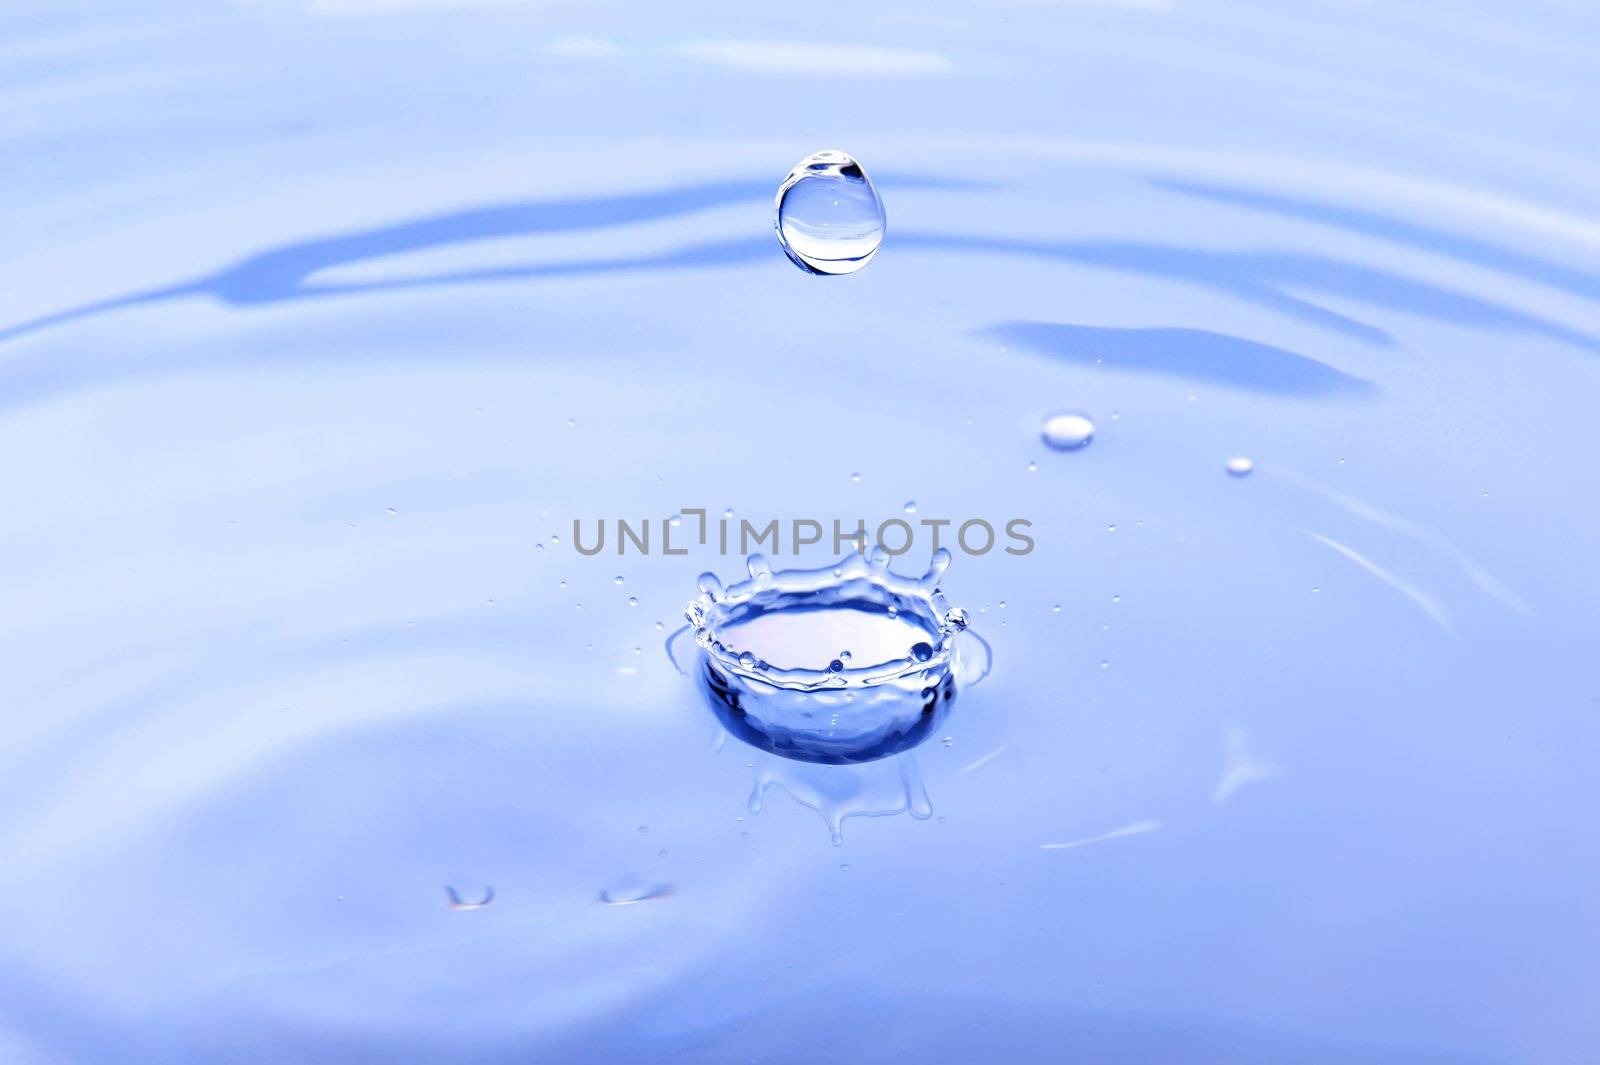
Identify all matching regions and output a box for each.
[721,606,934,670]
[1,3,1598,1063]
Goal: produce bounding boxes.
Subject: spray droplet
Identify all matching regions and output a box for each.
[1226,456,1254,477]
[904,501,917,515]
[627,596,638,607]
[774,149,885,275]
[910,641,934,663]
[1041,411,1095,451]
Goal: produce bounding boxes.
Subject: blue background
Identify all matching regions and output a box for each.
[1,1,1597,1061]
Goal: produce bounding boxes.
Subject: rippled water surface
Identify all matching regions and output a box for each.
[2,2,1598,1062]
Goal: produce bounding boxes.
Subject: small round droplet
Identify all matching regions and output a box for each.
[1226,456,1254,477]
[627,596,638,607]
[613,576,624,585]
[827,659,845,674]
[910,641,934,663]
[1041,410,1095,451]
[850,472,861,483]
[774,150,885,275]
[738,651,758,669]
[904,501,917,515]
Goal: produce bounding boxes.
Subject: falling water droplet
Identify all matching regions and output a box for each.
[1041,411,1095,450]
[1226,456,1254,477]
[774,149,885,275]
[910,641,934,663]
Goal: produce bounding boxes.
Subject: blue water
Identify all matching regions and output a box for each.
[2,2,1598,1062]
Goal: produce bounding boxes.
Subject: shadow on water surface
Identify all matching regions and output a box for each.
[0,175,962,345]
[986,321,1375,397]
[3,176,1597,411]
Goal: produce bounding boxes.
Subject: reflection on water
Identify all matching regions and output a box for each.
[748,755,934,846]
[1,1,1596,1062]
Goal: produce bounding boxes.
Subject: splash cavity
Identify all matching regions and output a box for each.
[670,549,990,764]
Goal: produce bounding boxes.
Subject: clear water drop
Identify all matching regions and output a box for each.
[910,641,934,663]
[774,150,885,275]
[904,501,917,514]
[627,596,638,607]
[1041,411,1095,451]
[1227,456,1255,477]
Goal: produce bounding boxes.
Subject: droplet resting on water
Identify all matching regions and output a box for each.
[774,150,885,275]
[444,885,494,910]
[1041,411,1095,451]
